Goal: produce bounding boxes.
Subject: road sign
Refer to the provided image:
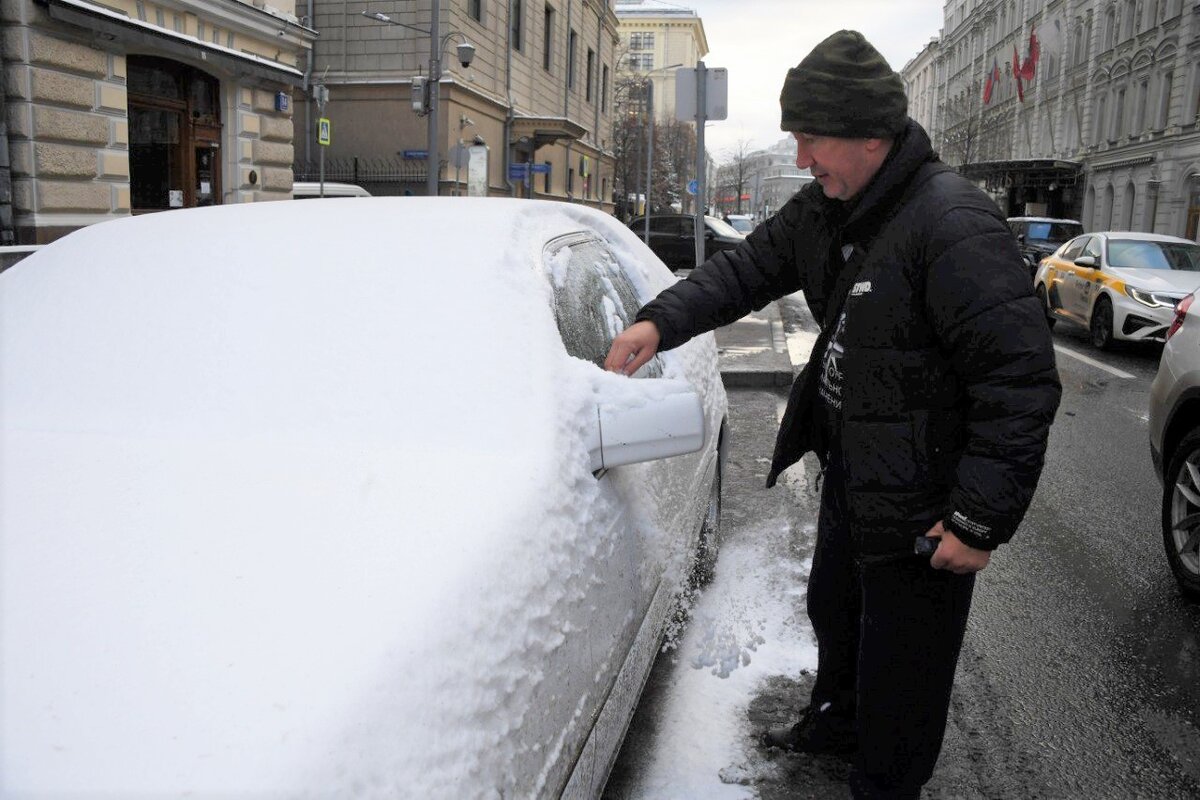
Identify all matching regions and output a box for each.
[687,179,699,196]
[317,117,331,146]
[402,149,428,160]
[508,162,530,180]
[675,67,729,121]
[530,163,551,174]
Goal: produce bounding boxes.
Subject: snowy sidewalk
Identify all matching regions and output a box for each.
[714,303,798,388]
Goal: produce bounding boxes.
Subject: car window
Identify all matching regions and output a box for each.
[1061,236,1088,260]
[649,217,683,235]
[1083,237,1103,260]
[706,217,742,238]
[545,233,663,377]
[1107,240,1200,271]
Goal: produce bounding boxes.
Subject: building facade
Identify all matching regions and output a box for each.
[902,37,941,136]
[909,0,1200,238]
[613,0,707,122]
[304,0,618,207]
[1,0,314,244]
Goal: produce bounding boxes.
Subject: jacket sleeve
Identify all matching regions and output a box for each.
[634,192,811,351]
[923,205,1063,550]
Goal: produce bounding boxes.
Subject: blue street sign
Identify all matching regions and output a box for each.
[687,179,699,196]
[508,162,530,180]
[530,163,551,174]
[402,149,428,159]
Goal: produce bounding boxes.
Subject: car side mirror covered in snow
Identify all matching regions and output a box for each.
[1074,255,1098,269]
[585,378,706,474]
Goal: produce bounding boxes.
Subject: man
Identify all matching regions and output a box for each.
[604,31,1061,800]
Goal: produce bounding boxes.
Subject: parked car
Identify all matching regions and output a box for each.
[724,213,755,234]
[0,198,728,797]
[627,213,745,271]
[1032,231,1200,349]
[1149,291,1200,598]
[1008,216,1084,276]
[292,180,372,198]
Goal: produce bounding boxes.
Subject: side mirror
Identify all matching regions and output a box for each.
[1016,233,1026,244]
[584,378,706,473]
[1074,255,1098,269]
[704,229,716,240]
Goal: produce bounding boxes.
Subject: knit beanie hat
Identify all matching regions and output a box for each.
[779,30,908,138]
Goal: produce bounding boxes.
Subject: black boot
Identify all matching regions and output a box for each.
[763,702,857,758]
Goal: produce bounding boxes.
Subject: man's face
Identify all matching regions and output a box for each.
[792,132,885,201]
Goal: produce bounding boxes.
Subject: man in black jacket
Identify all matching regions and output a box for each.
[604,31,1061,800]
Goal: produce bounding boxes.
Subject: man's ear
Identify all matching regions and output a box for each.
[864,138,892,153]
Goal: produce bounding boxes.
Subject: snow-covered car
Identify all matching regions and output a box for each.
[0,198,728,797]
[724,214,755,234]
[1150,291,1200,598]
[1033,231,1200,349]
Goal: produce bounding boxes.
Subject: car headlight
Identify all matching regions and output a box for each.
[1126,286,1179,309]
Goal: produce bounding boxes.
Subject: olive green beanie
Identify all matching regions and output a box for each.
[779,30,908,138]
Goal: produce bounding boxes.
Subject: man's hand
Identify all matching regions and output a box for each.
[604,320,661,376]
[923,522,991,574]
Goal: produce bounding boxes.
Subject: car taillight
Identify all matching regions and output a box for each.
[1166,293,1194,341]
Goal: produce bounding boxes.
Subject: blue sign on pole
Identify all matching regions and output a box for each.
[530,163,551,175]
[508,162,530,180]
[687,179,699,196]
[402,149,428,160]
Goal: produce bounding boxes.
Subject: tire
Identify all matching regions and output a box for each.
[1161,428,1200,599]
[691,459,722,587]
[1090,296,1114,350]
[1035,284,1056,330]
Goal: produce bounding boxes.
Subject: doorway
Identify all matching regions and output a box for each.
[128,56,222,212]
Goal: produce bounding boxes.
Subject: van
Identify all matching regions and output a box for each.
[292,182,372,199]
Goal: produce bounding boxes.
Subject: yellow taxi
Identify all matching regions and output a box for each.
[1033,231,1200,349]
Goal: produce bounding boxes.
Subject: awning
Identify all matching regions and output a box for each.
[958,158,1083,192]
[39,0,306,87]
[510,115,587,151]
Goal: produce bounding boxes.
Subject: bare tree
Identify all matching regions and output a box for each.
[939,90,983,167]
[718,139,756,214]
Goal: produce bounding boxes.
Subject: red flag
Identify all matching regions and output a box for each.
[1020,29,1038,82]
[983,58,1000,104]
[1013,44,1025,102]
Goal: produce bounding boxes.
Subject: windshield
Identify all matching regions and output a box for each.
[706,216,744,238]
[1025,221,1083,243]
[1106,239,1200,271]
[726,217,754,233]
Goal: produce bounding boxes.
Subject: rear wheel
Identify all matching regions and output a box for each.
[1035,284,1056,329]
[1161,428,1200,599]
[1090,296,1114,350]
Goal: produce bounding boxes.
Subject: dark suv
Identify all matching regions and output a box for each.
[628,214,745,271]
[1007,216,1084,277]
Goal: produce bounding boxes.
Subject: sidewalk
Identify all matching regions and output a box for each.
[713,301,799,388]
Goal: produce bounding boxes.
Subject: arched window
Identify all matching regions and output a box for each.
[1135,78,1149,133]
[1104,8,1117,49]
[128,56,222,213]
[1094,92,1109,143]
[1103,184,1116,228]
[1157,69,1174,129]
[1121,1,1136,40]
[1112,86,1127,139]
[1121,182,1135,229]
[1186,175,1200,240]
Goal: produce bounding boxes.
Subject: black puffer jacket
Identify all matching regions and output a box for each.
[636,120,1061,555]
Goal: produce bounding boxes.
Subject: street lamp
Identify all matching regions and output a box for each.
[640,64,683,245]
[363,4,475,196]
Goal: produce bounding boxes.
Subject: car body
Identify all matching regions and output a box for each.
[1149,292,1200,598]
[724,213,755,234]
[0,244,40,273]
[627,213,745,271]
[1008,216,1084,276]
[292,180,372,198]
[0,198,728,797]
[1033,231,1200,349]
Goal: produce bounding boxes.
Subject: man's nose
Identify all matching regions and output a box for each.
[795,143,813,169]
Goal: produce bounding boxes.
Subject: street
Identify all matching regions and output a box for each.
[604,299,1200,799]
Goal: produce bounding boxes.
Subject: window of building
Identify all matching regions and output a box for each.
[543,5,554,71]
[1122,183,1135,229]
[1104,9,1117,49]
[601,64,609,112]
[1094,93,1108,143]
[512,0,523,52]
[568,29,577,90]
[626,53,653,71]
[1073,22,1085,65]
[128,55,221,213]
[1157,70,1174,129]
[568,166,574,196]
[629,31,654,51]
[586,48,595,103]
[1121,0,1135,40]
[1112,86,1126,139]
[1135,79,1149,133]
[543,161,552,194]
[469,0,483,22]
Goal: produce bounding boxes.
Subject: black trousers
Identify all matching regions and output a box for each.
[808,458,976,799]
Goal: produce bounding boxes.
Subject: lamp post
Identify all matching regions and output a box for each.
[363,4,475,196]
[640,64,682,245]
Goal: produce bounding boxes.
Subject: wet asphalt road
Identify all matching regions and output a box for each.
[605,307,1200,798]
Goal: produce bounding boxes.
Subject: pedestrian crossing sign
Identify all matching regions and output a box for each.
[318,118,331,146]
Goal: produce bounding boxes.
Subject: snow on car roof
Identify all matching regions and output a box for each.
[0,198,697,794]
[1006,216,1082,224]
[1088,230,1198,244]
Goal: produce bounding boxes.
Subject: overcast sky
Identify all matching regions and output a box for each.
[661,0,946,158]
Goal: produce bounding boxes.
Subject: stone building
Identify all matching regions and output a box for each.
[1,0,315,244]
[909,0,1199,237]
[613,0,706,122]
[302,1,619,207]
